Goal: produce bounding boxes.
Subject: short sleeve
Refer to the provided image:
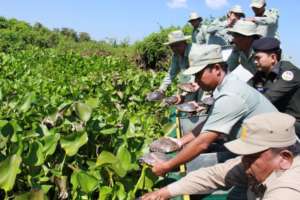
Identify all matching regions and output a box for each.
[201,94,248,135]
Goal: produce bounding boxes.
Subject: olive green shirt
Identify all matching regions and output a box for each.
[206,19,232,46]
[254,8,279,39]
[227,48,257,75]
[191,26,207,44]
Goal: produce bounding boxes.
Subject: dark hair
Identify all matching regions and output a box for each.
[266,48,282,61]
[271,142,300,156]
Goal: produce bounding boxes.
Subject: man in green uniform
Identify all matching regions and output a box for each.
[227,20,261,75]
[141,112,300,200]
[206,5,245,46]
[188,12,206,44]
[252,37,300,136]
[151,44,277,177]
[246,0,279,38]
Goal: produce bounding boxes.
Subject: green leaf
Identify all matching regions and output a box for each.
[74,102,92,122]
[23,141,45,166]
[0,154,22,191]
[85,97,99,109]
[76,171,98,193]
[96,151,117,166]
[98,186,112,200]
[18,92,36,113]
[115,182,126,200]
[60,132,88,156]
[42,133,60,157]
[116,145,131,171]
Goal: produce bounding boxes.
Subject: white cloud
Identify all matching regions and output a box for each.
[205,0,228,10]
[167,0,188,9]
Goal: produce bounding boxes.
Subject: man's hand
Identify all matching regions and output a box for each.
[140,188,171,200]
[151,159,171,177]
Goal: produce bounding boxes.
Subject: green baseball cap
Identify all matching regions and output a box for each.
[164,30,191,45]
[225,112,297,155]
[250,0,266,8]
[228,20,261,37]
[183,44,224,75]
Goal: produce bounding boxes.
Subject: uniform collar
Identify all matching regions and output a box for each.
[271,62,281,75]
[212,73,234,97]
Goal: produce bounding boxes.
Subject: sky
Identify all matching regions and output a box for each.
[0,0,299,65]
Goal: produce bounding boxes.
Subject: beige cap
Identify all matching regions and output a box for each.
[225,112,297,155]
[188,12,202,22]
[183,44,224,75]
[228,20,261,36]
[250,0,266,8]
[229,5,245,17]
[164,30,191,45]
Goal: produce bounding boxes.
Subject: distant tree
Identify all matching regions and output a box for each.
[61,28,78,42]
[78,32,91,42]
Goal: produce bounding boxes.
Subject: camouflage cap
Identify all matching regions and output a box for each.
[188,12,202,22]
[228,20,261,37]
[164,30,191,45]
[250,0,266,8]
[225,112,297,155]
[183,44,224,75]
[229,5,245,17]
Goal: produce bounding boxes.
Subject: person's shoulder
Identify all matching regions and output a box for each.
[279,61,300,81]
[265,8,279,17]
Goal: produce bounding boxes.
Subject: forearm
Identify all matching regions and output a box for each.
[165,132,219,171]
[178,132,196,146]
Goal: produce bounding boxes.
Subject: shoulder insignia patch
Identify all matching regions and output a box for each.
[282,71,294,81]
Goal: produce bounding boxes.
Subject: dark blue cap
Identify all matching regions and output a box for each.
[252,37,281,52]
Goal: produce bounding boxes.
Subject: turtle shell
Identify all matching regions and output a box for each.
[139,152,172,166]
[149,137,181,153]
[176,102,198,112]
[164,96,178,105]
[178,83,198,93]
[146,91,164,101]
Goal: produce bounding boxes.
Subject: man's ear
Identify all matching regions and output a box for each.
[279,150,293,170]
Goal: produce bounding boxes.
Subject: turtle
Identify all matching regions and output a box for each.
[163,95,178,105]
[146,91,165,101]
[178,83,198,93]
[176,102,198,113]
[139,152,172,166]
[149,137,181,153]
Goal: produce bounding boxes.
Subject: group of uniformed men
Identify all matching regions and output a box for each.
[141,0,300,199]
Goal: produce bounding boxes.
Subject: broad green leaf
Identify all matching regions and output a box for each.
[74,102,92,122]
[85,97,99,109]
[24,141,45,166]
[76,171,98,193]
[15,189,47,200]
[18,92,35,113]
[0,154,22,191]
[116,145,131,171]
[115,182,126,200]
[110,162,126,177]
[60,132,88,156]
[42,133,60,156]
[96,151,117,166]
[98,186,112,200]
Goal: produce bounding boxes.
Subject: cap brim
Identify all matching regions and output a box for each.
[182,64,207,75]
[188,17,202,22]
[164,36,191,45]
[224,139,269,155]
[250,3,264,8]
[227,29,261,37]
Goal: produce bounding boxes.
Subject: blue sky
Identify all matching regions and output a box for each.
[1,0,299,64]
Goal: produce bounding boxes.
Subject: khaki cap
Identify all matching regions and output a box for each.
[228,20,261,36]
[188,12,202,22]
[164,30,191,45]
[250,0,266,8]
[229,5,245,17]
[183,44,224,75]
[225,112,297,155]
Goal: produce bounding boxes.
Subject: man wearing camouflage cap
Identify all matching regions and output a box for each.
[246,0,279,38]
[151,44,276,177]
[252,37,300,137]
[142,112,300,199]
[206,5,246,46]
[227,20,261,75]
[189,12,207,44]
